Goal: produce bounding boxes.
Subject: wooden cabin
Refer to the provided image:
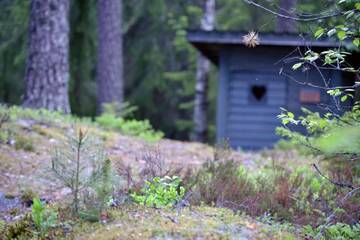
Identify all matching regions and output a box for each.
[187,30,349,149]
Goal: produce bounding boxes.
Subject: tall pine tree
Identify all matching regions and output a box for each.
[23,0,71,113]
[96,0,124,113]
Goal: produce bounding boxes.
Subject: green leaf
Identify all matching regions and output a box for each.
[341,95,348,102]
[292,62,303,70]
[353,38,360,47]
[336,30,346,41]
[282,119,290,125]
[314,28,324,39]
[355,3,360,10]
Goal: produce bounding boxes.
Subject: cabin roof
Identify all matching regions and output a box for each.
[187,30,341,65]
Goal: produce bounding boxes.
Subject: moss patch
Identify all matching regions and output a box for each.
[73,205,299,240]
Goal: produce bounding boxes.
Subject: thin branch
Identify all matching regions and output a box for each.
[244,0,344,22]
[280,70,329,89]
[312,163,354,190]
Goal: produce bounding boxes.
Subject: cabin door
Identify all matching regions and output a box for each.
[226,71,287,149]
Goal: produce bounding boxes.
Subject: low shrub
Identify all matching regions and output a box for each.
[95,114,164,142]
[303,222,360,240]
[189,154,357,226]
[31,198,58,238]
[193,159,255,208]
[1,202,63,240]
[131,176,185,208]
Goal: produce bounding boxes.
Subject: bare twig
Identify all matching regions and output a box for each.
[244,0,344,22]
[312,163,354,190]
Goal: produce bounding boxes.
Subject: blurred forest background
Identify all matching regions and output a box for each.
[0,0,333,142]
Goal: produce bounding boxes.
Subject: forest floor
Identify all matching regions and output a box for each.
[0,113,304,239]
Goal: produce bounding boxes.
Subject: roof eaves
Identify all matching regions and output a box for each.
[187,30,340,48]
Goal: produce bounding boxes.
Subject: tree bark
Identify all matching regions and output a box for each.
[96,0,124,113]
[191,0,215,142]
[276,0,297,33]
[23,0,71,113]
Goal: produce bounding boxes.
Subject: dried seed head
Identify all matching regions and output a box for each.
[242,31,259,48]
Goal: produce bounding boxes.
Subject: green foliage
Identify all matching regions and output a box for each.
[95,159,113,210]
[292,0,360,74]
[303,222,360,240]
[131,176,185,208]
[0,104,93,127]
[96,114,164,142]
[31,198,58,238]
[314,0,360,45]
[80,158,116,222]
[0,0,29,105]
[102,102,138,119]
[2,207,60,240]
[0,220,4,233]
[277,4,360,234]
[277,103,360,176]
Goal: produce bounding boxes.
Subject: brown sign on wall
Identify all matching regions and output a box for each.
[299,89,321,104]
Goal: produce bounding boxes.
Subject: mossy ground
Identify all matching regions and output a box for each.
[73,205,299,240]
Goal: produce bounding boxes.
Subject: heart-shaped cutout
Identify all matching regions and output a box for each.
[251,85,267,101]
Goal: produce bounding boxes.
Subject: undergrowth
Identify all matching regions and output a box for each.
[185,143,360,231]
[0,104,163,142]
[95,114,164,142]
[131,176,185,208]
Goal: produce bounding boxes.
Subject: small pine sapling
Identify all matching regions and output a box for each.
[51,128,107,216]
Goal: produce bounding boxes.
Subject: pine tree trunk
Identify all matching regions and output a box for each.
[23,0,71,114]
[192,0,215,142]
[96,0,124,113]
[276,0,297,33]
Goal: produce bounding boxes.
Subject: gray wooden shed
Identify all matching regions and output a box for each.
[187,30,346,149]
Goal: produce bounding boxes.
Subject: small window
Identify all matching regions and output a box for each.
[249,85,267,103]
